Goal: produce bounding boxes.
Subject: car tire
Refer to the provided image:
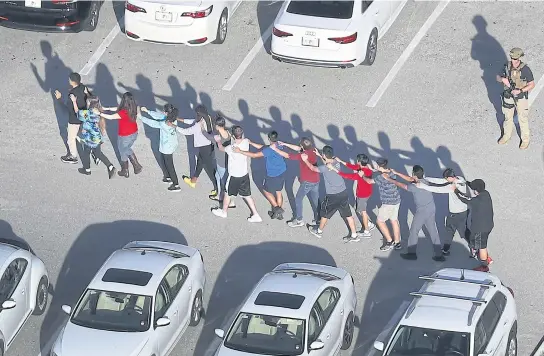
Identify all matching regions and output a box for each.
[341,311,355,350]
[363,29,378,66]
[213,9,228,44]
[506,323,517,356]
[84,1,100,32]
[189,290,203,326]
[32,276,48,316]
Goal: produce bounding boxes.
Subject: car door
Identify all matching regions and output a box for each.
[361,0,390,31]
[153,280,178,356]
[307,287,343,355]
[0,258,31,345]
[473,294,502,356]
[163,264,191,330]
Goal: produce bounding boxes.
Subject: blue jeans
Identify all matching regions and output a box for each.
[215,165,227,199]
[295,181,319,221]
[118,133,138,161]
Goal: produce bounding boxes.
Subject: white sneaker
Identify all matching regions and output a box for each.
[368,222,376,231]
[247,214,262,223]
[212,208,227,218]
[358,230,372,238]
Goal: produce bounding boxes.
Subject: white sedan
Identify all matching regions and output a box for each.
[50,241,206,356]
[0,238,49,355]
[213,263,357,356]
[271,0,406,68]
[124,0,241,45]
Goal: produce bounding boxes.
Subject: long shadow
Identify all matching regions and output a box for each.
[111,0,125,31]
[30,40,74,156]
[0,220,35,255]
[193,241,336,356]
[39,220,188,354]
[256,0,283,53]
[471,15,508,136]
[353,240,477,355]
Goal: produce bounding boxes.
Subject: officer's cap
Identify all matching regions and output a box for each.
[509,48,524,60]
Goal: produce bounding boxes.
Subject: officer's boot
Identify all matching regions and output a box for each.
[128,153,143,174]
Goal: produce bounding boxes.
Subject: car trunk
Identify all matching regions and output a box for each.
[129,0,204,27]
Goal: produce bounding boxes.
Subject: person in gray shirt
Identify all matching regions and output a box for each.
[300,146,359,242]
[203,115,232,203]
[385,165,445,262]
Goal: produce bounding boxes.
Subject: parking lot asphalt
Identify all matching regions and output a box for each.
[1,1,544,355]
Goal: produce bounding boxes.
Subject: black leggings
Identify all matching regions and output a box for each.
[161,153,179,185]
[194,144,217,190]
[83,144,112,170]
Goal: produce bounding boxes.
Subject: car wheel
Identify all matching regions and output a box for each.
[213,9,228,44]
[189,290,203,326]
[33,276,49,316]
[363,29,378,66]
[506,324,517,356]
[85,2,100,31]
[341,312,355,350]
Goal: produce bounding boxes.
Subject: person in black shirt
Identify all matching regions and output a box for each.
[54,72,90,164]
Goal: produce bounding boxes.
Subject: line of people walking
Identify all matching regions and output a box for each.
[54,72,495,272]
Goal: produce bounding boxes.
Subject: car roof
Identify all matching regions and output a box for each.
[400,268,502,332]
[87,246,193,295]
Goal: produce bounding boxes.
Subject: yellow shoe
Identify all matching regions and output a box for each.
[183,176,196,188]
[519,141,529,150]
[498,136,510,145]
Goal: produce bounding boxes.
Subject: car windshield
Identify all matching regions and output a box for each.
[386,326,470,356]
[71,289,152,332]
[224,312,305,355]
[286,1,354,19]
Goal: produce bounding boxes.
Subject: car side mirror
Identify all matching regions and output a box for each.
[215,329,225,338]
[61,305,72,315]
[1,300,16,310]
[309,340,325,350]
[374,341,385,351]
[155,317,171,327]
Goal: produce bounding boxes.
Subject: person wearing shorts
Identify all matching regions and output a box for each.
[235,131,287,220]
[300,146,360,242]
[212,126,262,223]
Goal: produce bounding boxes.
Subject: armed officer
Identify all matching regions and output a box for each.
[497,48,535,149]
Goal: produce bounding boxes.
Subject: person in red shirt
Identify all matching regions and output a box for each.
[331,154,376,237]
[100,92,142,178]
[273,138,320,227]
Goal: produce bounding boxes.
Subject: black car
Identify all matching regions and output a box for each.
[0,0,102,32]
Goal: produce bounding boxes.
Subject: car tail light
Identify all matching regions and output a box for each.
[328,32,357,44]
[507,287,514,297]
[56,20,79,27]
[125,1,146,13]
[182,5,212,18]
[188,37,207,44]
[272,27,292,37]
[0,16,8,21]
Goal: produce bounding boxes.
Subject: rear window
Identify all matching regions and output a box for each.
[102,268,153,286]
[254,291,305,309]
[286,1,355,19]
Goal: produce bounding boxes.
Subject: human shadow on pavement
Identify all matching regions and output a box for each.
[38,220,188,354]
[352,240,476,355]
[193,241,336,356]
[0,220,36,256]
[257,0,283,53]
[30,40,74,156]
[471,15,508,136]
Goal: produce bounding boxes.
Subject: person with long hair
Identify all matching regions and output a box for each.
[100,92,142,178]
[138,104,182,192]
[72,95,116,178]
[177,105,218,196]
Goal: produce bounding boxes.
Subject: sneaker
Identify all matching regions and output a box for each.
[486,256,493,265]
[442,249,450,256]
[473,265,490,272]
[357,230,372,238]
[209,190,218,199]
[247,214,262,223]
[343,235,361,243]
[288,219,305,228]
[368,222,376,231]
[380,241,394,251]
[107,166,117,179]
[432,255,446,262]
[393,242,402,250]
[400,252,417,260]
[212,208,227,218]
[308,226,322,239]
[61,155,78,164]
[168,184,181,192]
[162,177,172,184]
[182,176,196,188]
[78,168,91,175]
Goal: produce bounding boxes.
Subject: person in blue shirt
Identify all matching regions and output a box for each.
[234,131,287,220]
[138,104,181,192]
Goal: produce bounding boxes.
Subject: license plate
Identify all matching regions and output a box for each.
[302,37,319,47]
[155,11,173,22]
[25,0,41,8]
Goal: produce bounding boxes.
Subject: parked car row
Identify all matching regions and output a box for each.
[0,0,406,68]
[0,238,517,356]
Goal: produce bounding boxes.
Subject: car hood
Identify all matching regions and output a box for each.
[58,322,149,356]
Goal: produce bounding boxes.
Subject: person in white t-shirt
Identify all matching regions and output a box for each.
[212,126,262,223]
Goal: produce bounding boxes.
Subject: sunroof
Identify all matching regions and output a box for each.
[102,268,153,286]
[254,291,305,310]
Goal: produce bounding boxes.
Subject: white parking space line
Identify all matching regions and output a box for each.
[222,23,274,91]
[529,74,544,108]
[366,0,450,108]
[80,18,124,76]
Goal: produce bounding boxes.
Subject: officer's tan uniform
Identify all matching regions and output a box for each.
[499,48,534,149]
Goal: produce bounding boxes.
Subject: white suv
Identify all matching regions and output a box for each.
[374,268,517,356]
